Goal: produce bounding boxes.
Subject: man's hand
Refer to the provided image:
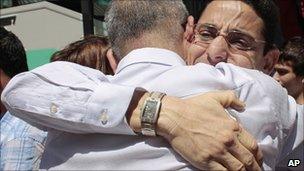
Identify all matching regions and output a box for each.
[157,91,262,170]
[128,90,262,170]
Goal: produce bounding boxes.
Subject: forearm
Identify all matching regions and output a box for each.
[1,62,136,134]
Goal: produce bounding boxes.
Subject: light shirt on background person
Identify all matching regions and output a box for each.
[0,112,47,170]
[2,48,300,170]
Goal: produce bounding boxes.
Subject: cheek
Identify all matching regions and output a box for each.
[187,45,208,65]
[280,74,296,86]
[228,57,253,68]
[227,53,256,69]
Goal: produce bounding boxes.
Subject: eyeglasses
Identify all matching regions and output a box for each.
[193,24,266,51]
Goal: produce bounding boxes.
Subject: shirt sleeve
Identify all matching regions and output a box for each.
[146,62,298,169]
[216,63,299,168]
[1,61,136,135]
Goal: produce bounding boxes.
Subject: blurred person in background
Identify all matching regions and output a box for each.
[273,36,303,170]
[50,35,116,75]
[0,26,46,170]
[1,33,114,170]
[0,27,28,118]
[273,36,304,105]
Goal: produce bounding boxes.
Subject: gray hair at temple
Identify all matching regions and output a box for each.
[105,0,189,60]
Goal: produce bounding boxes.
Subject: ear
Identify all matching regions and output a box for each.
[0,68,11,93]
[262,48,280,75]
[0,69,6,89]
[183,15,195,43]
[106,48,118,73]
[182,16,195,60]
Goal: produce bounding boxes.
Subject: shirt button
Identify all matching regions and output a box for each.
[50,104,58,114]
[100,110,108,125]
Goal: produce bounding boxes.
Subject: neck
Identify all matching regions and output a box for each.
[124,33,184,58]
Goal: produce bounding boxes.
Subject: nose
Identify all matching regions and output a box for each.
[273,72,281,84]
[205,36,229,66]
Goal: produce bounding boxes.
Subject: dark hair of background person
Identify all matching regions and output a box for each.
[196,0,281,54]
[275,0,304,39]
[50,35,114,75]
[0,27,28,78]
[278,36,304,76]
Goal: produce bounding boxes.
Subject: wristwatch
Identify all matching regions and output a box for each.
[140,92,166,136]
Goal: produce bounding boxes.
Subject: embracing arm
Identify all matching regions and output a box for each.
[1,61,137,134]
[1,61,263,170]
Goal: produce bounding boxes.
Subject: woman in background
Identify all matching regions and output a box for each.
[51,35,116,75]
[1,34,116,170]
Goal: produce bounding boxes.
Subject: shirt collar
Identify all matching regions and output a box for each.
[115,48,186,74]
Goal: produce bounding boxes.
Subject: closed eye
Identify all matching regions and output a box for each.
[275,68,289,75]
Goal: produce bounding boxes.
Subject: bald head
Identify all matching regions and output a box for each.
[105,0,188,60]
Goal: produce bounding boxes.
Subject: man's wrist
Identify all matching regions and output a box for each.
[155,96,184,139]
[126,89,184,138]
[126,88,149,134]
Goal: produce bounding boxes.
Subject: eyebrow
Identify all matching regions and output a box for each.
[274,65,291,71]
[229,28,250,35]
[196,23,218,30]
[278,60,294,67]
[228,27,265,43]
[275,66,289,70]
[197,23,255,37]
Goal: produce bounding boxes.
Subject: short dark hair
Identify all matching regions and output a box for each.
[0,27,28,78]
[279,36,304,76]
[50,35,114,75]
[242,0,281,54]
[200,0,281,54]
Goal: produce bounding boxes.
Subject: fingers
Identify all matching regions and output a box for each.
[215,152,245,171]
[206,91,246,111]
[171,136,227,171]
[237,127,263,166]
[229,134,262,171]
[205,161,227,171]
[228,97,246,112]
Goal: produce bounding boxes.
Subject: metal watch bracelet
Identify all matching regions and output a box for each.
[140,92,166,136]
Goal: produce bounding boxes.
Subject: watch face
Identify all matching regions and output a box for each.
[142,99,159,122]
[140,95,163,136]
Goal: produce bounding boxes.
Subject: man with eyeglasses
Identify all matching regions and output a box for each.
[187,0,280,74]
[2,0,302,170]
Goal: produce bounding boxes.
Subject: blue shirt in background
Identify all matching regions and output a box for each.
[0,112,47,170]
